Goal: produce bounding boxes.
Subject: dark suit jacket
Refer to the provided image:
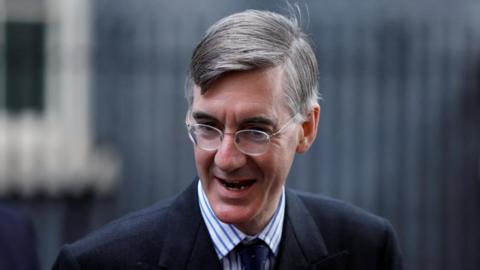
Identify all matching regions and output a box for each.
[0,206,40,270]
[52,179,403,270]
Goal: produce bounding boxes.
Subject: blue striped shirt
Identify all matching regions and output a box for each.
[197,180,285,270]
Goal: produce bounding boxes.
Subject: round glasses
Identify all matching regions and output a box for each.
[186,114,300,156]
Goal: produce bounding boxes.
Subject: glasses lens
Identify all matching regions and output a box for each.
[191,124,221,150]
[236,130,269,155]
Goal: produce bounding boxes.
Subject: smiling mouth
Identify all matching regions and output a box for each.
[218,178,256,190]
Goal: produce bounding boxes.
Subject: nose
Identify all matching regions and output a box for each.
[214,133,247,172]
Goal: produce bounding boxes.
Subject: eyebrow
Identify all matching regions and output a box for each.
[241,116,275,127]
[191,111,217,122]
[191,111,275,127]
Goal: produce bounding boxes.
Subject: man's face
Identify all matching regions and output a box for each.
[190,67,302,235]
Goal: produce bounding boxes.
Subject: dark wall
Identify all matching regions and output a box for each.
[6,1,480,269]
[91,1,480,269]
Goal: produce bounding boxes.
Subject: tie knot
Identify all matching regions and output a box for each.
[236,239,270,270]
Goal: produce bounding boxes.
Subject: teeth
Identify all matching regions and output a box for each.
[221,179,254,190]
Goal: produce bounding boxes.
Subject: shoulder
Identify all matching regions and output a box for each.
[0,205,30,228]
[57,196,176,267]
[0,206,39,270]
[0,205,35,241]
[287,190,403,269]
[53,181,201,269]
[291,189,389,229]
[287,189,398,249]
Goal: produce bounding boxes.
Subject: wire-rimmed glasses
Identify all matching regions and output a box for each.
[186,114,300,156]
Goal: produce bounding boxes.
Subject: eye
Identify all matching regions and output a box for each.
[197,124,214,132]
[239,130,268,143]
[195,124,220,138]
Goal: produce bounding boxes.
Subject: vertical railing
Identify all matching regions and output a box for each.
[0,0,4,110]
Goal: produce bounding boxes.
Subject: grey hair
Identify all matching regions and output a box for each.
[185,9,319,118]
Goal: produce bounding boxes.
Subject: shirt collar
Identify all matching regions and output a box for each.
[197,180,285,259]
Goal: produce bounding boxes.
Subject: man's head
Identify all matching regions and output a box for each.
[186,10,320,234]
[186,9,319,119]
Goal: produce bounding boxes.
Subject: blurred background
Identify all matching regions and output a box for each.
[0,0,479,269]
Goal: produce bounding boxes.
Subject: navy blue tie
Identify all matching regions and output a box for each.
[236,239,270,270]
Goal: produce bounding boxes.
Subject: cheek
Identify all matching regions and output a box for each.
[258,153,290,181]
[194,149,214,173]
[262,143,297,180]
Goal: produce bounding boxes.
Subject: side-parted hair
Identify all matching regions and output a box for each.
[186,9,319,118]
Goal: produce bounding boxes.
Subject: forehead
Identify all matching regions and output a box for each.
[191,68,288,121]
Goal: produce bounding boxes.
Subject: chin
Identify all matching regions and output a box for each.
[213,204,255,226]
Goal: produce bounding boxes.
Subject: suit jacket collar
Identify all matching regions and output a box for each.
[275,189,348,270]
[143,180,348,270]
[155,179,221,270]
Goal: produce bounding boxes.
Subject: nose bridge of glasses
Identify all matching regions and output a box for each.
[216,131,244,156]
[219,127,244,141]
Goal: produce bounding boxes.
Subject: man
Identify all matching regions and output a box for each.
[0,205,40,270]
[53,9,403,270]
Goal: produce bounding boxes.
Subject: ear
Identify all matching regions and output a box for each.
[296,104,320,153]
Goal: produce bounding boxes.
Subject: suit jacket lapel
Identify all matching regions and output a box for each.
[275,189,348,270]
[156,179,221,270]
[138,181,349,270]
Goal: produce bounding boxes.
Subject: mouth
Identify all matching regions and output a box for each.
[217,177,256,191]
